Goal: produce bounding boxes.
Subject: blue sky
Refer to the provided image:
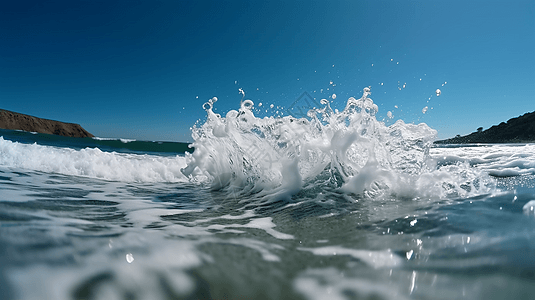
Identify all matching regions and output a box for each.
[1,0,533,142]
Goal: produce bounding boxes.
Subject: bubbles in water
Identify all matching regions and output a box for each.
[436,89,441,96]
[331,94,337,100]
[422,106,429,114]
[387,111,393,118]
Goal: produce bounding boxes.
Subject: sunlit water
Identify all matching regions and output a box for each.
[1,90,535,299]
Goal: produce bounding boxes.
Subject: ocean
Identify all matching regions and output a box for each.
[1,91,535,300]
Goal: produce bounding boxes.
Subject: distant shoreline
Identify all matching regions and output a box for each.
[435,111,535,144]
[0,109,93,138]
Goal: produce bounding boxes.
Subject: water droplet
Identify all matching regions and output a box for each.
[126,253,134,264]
[435,89,441,96]
[406,250,414,260]
[331,93,336,99]
[523,200,535,216]
[202,102,212,111]
[241,99,254,110]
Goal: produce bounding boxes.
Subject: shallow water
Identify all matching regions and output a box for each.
[1,92,535,299]
[1,165,535,300]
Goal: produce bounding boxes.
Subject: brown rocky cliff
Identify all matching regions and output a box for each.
[0,109,94,138]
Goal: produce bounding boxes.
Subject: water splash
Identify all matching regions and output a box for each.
[182,88,494,201]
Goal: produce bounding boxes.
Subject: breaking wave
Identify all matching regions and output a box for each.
[181,88,496,201]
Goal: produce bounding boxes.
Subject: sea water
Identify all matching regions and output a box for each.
[1,89,535,300]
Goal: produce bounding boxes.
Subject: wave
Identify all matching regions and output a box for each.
[92,136,137,143]
[181,88,497,201]
[2,89,534,197]
[432,143,535,177]
[0,137,188,182]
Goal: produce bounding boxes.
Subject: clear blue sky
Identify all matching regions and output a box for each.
[1,0,533,142]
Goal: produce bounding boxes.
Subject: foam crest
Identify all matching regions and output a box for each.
[182,88,495,200]
[0,137,188,182]
[432,144,535,177]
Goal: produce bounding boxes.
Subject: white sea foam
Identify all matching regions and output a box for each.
[0,137,188,182]
[294,268,410,300]
[431,144,535,177]
[298,246,403,268]
[182,88,496,200]
[92,136,136,143]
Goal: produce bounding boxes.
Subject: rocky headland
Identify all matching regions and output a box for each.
[435,111,535,144]
[0,109,94,138]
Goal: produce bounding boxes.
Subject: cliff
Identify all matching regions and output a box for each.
[435,111,535,144]
[0,109,94,138]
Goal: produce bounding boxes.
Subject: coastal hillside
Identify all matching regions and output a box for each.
[0,109,93,138]
[435,111,535,144]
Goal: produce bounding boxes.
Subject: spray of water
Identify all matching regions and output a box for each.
[182,88,495,201]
